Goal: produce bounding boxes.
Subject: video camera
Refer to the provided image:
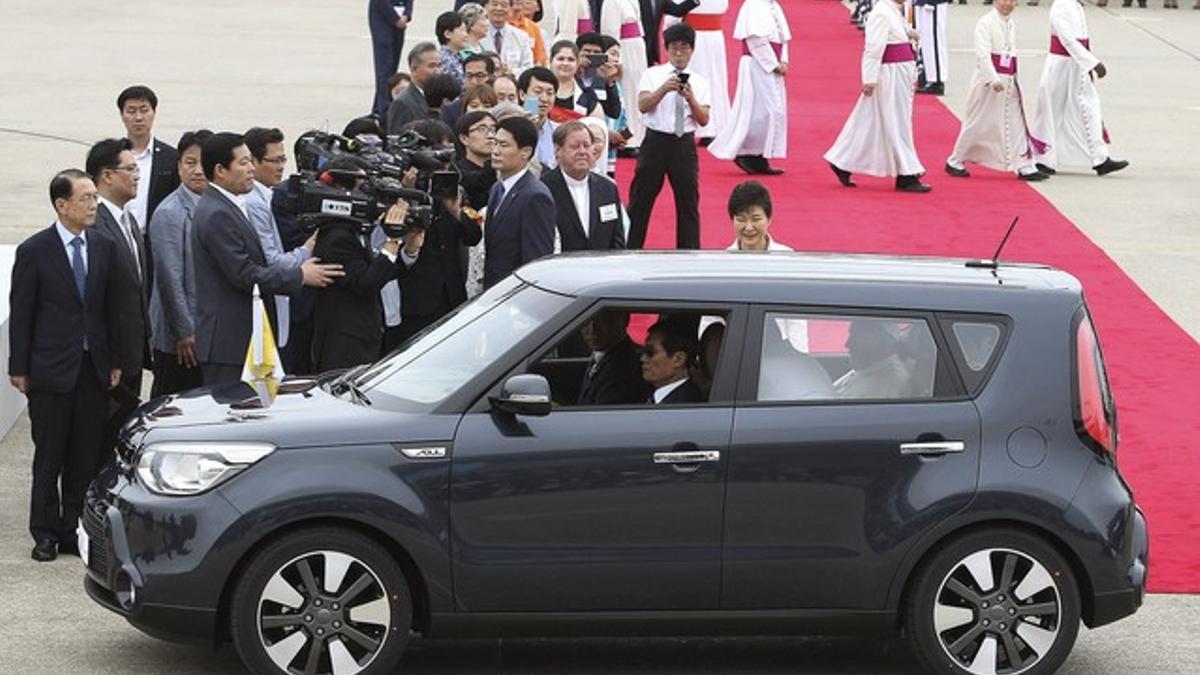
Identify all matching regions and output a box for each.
[281,129,459,238]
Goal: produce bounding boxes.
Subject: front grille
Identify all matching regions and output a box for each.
[82,493,110,581]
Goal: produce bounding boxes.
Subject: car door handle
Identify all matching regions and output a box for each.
[900,441,966,456]
[653,451,721,464]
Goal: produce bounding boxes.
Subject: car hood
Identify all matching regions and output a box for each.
[119,377,447,452]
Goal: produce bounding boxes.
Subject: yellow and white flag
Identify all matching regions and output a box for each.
[241,284,285,406]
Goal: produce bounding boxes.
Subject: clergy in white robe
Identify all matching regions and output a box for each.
[1030,0,1127,175]
[662,0,732,142]
[708,0,791,175]
[913,0,949,94]
[543,0,593,44]
[945,0,1047,180]
[601,0,650,149]
[824,0,931,192]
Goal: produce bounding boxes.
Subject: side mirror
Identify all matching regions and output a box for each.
[490,374,552,416]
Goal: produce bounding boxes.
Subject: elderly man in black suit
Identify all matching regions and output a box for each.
[483,116,557,288]
[191,133,343,384]
[543,120,626,251]
[9,170,124,561]
[387,43,444,135]
[641,319,704,404]
[86,138,151,436]
[578,310,646,405]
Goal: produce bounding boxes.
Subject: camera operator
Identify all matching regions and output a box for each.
[311,157,425,372]
[391,120,483,345]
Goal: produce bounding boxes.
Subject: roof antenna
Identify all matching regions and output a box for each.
[966,216,1019,269]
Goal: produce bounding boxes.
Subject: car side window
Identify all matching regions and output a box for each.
[529,308,731,407]
[755,313,940,402]
[951,321,1002,371]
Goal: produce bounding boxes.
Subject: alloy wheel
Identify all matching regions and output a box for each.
[932,547,1062,675]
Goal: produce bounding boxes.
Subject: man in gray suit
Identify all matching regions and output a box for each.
[191,133,342,384]
[148,130,211,396]
[387,42,443,135]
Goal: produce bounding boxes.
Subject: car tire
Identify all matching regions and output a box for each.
[905,528,1081,675]
[230,527,413,675]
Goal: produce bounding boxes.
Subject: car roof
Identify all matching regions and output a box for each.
[516,251,1083,307]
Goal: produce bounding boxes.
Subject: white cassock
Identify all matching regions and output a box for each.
[1031,0,1111,169]
[663,0,732,141]
[708,0,791,160]
[601,0,650,148]
[543,0,593,43]
[948,9,1043,173]
[914,0,949,84]
[824,0,924,177]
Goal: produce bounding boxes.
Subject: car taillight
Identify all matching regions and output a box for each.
[1076,317,1117,455]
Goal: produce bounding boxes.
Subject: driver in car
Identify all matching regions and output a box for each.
[578,310,646,405]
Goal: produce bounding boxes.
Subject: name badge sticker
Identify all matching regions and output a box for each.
[600,204,619,221]
[1000,54,1013,69]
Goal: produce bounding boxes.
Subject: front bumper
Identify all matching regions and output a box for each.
[81,466,245,643]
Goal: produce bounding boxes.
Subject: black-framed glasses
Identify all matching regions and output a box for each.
[260,155,288,165]
[470,124,497,135]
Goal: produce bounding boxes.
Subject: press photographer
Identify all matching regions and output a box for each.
[310,155,424,371]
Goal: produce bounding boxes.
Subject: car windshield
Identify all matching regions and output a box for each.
[354,278,572,411]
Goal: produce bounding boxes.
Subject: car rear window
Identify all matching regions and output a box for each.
[952,322,1002,371]
[938,315,1010,394]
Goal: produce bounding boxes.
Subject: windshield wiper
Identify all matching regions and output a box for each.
[328,366,373,405]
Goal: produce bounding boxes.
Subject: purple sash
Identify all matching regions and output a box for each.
[988,54,1049,158]
[741,41,783,60]
[882,43,916,63]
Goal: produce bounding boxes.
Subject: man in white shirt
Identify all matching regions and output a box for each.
[117,85,179,238]
[627,23,711,250]
[482,0,535,76]
[542,120,627,251]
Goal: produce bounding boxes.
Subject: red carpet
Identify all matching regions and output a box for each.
[616,0,1200,593]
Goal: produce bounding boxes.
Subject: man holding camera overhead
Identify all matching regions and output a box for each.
[626,23,710,250]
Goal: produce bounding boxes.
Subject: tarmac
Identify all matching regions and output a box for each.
[0,1,1198,672]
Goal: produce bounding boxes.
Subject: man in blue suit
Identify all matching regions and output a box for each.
[483,116,556,289]
[369,0,416,117]
[9,170,124,561]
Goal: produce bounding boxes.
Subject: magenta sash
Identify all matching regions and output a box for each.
[620,22,642,39]
[1049,35,1089,57]
[741,41,783,60]
[882,43,916,63]
[578,19,594,34]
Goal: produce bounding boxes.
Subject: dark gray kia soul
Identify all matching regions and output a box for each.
[82,253,1147,675]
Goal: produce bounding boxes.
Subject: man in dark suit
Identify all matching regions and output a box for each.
[483,116,557,288]
[118,85,179,284]
[9,170,123,561]
[543,121,626,252]
[370,0,415,117]
[387,43,444,135]
[641,319,704,404]
[578,310,646,405]
[86,138,150,418]
[191,133,343,384]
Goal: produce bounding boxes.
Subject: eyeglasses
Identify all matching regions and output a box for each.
[260,155,288,165]
[111,164,140,175]
[469,124,497,135]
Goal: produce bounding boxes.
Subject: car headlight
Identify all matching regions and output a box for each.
[136,442,276,496]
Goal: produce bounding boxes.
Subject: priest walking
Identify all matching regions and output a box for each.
[824,0,931,192]
[1030,0,1128,176]
[944,0,1048,181]
[709,0,791,176]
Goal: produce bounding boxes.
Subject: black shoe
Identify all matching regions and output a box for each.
[58,540,80,557]
[944,163,970,178]
[734,156,758,175]
[828,162,856,187]
[1035,163,1057,175]
[896,175,933,193]
[916,82,945,96]
[759,162,785,176]
[32,540,57,562]
[697,137,714,148]
[1019,171,1049,182]
[1094,158,1129,176]
[616,147,639,159]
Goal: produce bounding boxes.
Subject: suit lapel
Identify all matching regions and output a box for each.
[47,225,83,304]
[587,175,606,249]
[211,188,264,260]
[84,230,103,303]
[492,171,529,224]
[548,171,587,246]
[97,207,141,283]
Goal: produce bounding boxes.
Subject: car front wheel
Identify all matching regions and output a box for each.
[906,528,1081,675]
[231,527,412,675]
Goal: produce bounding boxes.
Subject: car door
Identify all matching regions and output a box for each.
[449,302,746,612]
[721,307,982,610]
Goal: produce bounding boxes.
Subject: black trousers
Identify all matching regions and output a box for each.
[27,353,107,544]
[281,318,315,376]
[627,130,701,250]
[150,349,203,398]
[201,362,243,386]
[371,30,406,117]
